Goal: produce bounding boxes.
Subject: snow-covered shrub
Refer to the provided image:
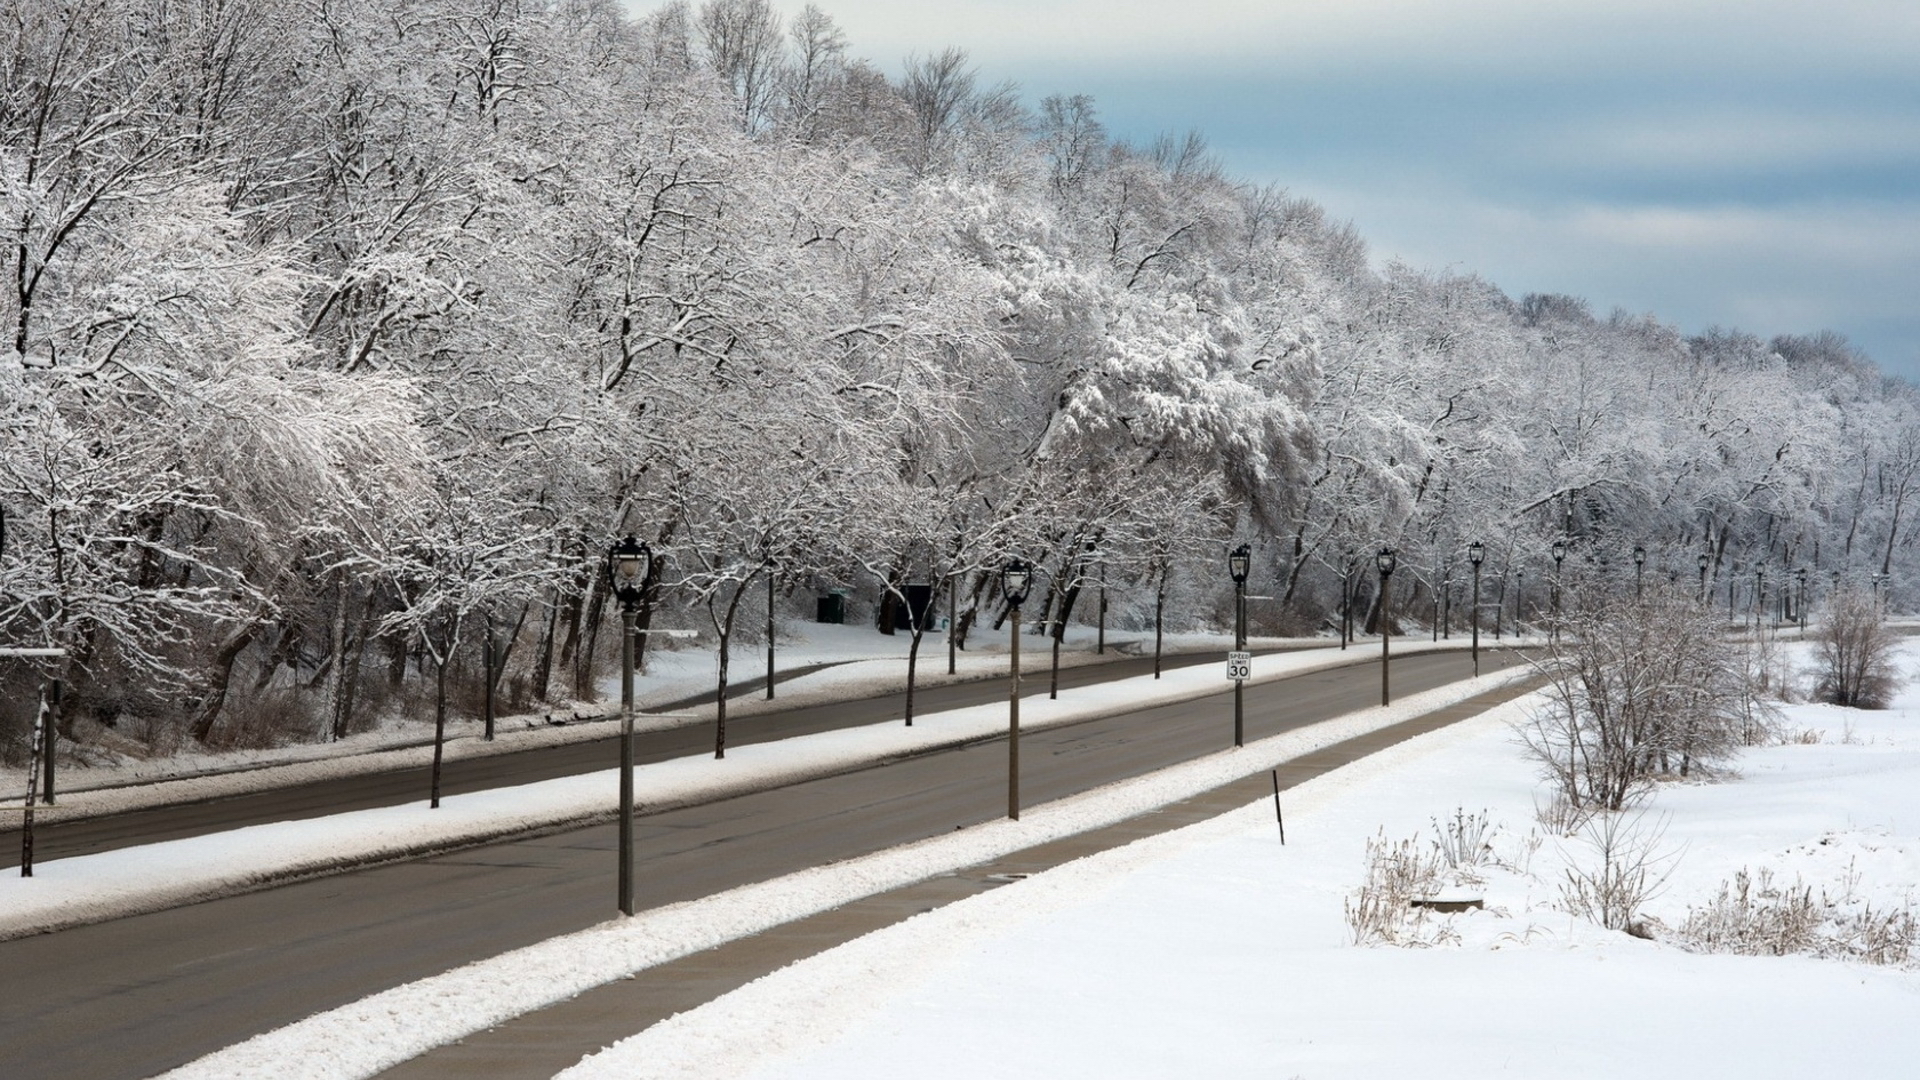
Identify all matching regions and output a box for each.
[1679,867,1822,955]
[1432,807,1494,874]
[1679,865,1917,966]
[1346,813,1525,946]
[1812,589,1901,708]
[1345,831,1450,946]
[1557,811,1675,933]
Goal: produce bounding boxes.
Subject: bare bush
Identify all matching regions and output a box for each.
[1679,865,1917,966]
[1679,867,1821,955]
[1812,588,1901,708]
[1346,811,1528,946]
[1558,811,1675,933]
[200,684,322,751]
[1520,585,1766,812]
[1345,831,1451,946]
[1432,807,1494,873]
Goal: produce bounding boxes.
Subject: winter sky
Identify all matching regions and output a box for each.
[634,1,1920,382]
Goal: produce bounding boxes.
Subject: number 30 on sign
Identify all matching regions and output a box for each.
[1225,651,1252,681]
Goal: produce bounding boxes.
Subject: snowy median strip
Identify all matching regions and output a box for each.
[0,640,1479,937]
[154,662,1529,1080]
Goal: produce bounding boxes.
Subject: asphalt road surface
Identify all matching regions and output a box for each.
[1,644,1260,868]
[0,646,1519,1080]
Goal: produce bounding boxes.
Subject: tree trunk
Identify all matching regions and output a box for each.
[905,628,922,724]
[189,621,259,744]
[575,573,608,700]
[531,588,559,702]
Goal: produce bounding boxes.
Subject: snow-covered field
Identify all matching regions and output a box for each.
[553,641,1920,1080]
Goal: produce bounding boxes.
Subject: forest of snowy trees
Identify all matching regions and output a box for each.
[5,0,1918,758]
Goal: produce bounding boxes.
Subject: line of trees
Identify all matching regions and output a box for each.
[5,0,1917,758]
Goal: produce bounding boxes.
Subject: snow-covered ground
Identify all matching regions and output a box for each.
[541,640,1920,1080]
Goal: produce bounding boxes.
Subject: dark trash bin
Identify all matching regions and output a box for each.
[817,593,845,624]
[892,583,936,631]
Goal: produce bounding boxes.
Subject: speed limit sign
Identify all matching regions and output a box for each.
[1225,651,1252,681]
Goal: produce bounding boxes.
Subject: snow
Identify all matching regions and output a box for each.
[549,641,1920,1080]
[0,635,1476,937]
[150,658,1527,1080]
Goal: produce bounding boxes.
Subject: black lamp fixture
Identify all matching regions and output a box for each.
[608,535,651,610]
[1228,543,1251,584]
[1002,559,1032,606]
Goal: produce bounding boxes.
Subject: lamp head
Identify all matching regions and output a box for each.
[1228,543,1251,585]
[1002,559,1033,606]
[607,536,650,608]
[1467,541,1484,567]
[1375,547,1397,577]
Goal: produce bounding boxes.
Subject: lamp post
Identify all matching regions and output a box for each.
[1697,551,1710,605]
[1467,542,1484,676]
[1754,567,1765,632]
[1228,544,1251,747]
[1341,548,1355,649]
[1796,567,1808,633]
[1515,568,1526,633]
[1377,547,1397,706]
[608,535,650,916]
[1550,538,1567,640]
[1633,545,1646,601]
[1002,560,1032,820]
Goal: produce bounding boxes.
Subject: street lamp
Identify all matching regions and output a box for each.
[1002,559,1033,820]
[1341,548,1355,649]
[1377,547,1397,706]
[1796,567,1808,633]
[1467,542,1484,676]
[1754,567,1765,631]
[1550,538,1567,638]
[1697,552,1710,605]
[607,535,650,916]
[1228,544,1251,748]
[1633,545,1647,601]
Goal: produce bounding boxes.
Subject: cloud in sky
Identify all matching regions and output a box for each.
[643,1,1920,378]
